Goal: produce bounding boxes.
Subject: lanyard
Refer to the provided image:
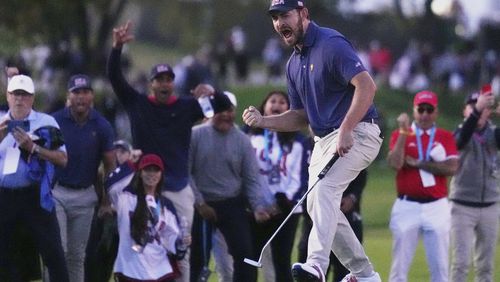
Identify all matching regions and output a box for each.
[264,129,282,166]
[146,198,161,224]
[415,126,435,161]
[153,199,160,220]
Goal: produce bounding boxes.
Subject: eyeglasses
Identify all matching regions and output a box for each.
[416,105,435,114]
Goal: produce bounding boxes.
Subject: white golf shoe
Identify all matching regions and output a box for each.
[291,262,325,282]
[341,272,382,282]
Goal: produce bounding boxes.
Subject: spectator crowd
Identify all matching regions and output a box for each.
[0,9,499,282]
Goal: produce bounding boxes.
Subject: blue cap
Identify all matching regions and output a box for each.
[68,74,92,92]
[150,63,175,81]
[268,0,305,14]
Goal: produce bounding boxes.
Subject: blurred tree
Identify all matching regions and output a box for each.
[0,0,128,75]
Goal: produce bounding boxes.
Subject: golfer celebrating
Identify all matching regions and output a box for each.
[243,1,383,281]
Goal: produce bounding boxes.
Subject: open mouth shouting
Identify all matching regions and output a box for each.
[280,27,294,43]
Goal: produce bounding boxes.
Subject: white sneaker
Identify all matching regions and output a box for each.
[291,262,325,282]
[341,272,381,282]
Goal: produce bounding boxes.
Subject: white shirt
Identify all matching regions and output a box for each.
[110,182,180,279]
[250,131,305,213]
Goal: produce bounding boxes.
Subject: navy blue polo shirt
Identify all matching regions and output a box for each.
[52,107,114,187]
[286,22,378,137]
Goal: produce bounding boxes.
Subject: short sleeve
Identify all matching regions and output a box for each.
[327,37,366,85]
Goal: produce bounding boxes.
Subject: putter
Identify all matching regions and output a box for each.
[244,153,340,268]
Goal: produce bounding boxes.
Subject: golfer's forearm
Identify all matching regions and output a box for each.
[261,110,308,132]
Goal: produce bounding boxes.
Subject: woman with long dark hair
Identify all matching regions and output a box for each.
[248,90,310,282]
[109,154,190,282]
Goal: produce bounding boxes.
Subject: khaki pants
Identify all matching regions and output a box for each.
[450,201,500,282]
[306,122,382,276]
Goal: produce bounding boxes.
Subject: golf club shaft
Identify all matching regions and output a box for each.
[251,153,339,266]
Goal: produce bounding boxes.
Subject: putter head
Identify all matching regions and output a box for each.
[244,258,262,268]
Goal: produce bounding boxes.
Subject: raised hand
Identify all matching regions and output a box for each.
[5,67,19,78]
[397,112,410,131]
[112,20,135,49]
[191,84,215,99]
[475,92,495,112]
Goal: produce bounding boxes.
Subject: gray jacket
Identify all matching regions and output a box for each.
[450,114,500,204]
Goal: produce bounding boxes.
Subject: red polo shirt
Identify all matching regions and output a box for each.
[389,127,458,199]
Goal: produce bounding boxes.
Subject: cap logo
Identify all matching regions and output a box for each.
[271,0,285,6]
[74,78,87,87]
[157,65,170,72]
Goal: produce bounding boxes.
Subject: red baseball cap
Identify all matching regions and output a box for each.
[138,154,164,172]
[413,90,438,107]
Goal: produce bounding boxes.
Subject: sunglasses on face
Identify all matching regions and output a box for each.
[416,105,435,114]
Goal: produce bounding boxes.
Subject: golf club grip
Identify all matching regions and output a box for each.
[317,153,339,179]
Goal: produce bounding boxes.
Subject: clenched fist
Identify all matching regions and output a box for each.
[242,106,263,127]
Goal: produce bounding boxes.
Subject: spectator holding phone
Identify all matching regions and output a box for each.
[449,86,500,282]
[0,74,69,281]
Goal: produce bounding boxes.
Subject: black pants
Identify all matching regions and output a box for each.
[252,213,300,282]
[85,210,119,282]
[190,196,256,282]
[0,186,69,282]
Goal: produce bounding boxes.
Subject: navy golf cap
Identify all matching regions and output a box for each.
[68,74,92,92]
[150,63,175,81]
[268,0,305,14]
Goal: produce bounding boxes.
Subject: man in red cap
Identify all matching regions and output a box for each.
[387,90,459,282]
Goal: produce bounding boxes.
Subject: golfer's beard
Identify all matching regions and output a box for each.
[289,18,305,47]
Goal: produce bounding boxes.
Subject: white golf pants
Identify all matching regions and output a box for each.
[389,197,450,282]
